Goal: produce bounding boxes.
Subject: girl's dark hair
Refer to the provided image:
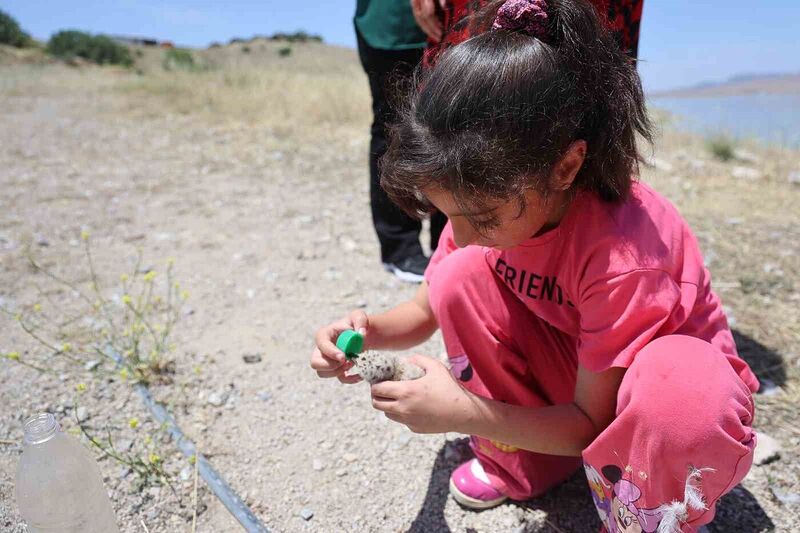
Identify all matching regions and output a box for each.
[381,0,652,224]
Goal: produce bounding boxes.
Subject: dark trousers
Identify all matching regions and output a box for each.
[356,30,447,264]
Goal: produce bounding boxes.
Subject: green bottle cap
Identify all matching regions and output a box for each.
[336,330,364,360]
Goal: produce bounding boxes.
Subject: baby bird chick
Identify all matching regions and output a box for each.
[353,352,425,384]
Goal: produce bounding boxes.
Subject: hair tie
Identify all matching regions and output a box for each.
[492,0,549,39]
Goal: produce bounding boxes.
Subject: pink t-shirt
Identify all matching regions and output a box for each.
[426,182,758,392]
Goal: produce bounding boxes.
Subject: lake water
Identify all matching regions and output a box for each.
[649,93,800,148]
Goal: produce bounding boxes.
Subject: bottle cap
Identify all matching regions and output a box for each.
[336,330,364,360]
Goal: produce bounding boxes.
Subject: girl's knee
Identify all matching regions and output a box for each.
[618,335,755,446]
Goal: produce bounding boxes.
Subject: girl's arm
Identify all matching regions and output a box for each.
[459,365,626,456]
[371,360,626,457]
[364,281,438,350]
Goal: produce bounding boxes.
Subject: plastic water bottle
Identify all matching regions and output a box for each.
[15,413,119,532]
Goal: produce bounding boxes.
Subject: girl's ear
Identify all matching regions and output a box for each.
[550,140,587,191]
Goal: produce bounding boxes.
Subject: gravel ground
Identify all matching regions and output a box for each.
[1,46,799,532]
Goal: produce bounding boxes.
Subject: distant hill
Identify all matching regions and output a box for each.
[651,72,800,98]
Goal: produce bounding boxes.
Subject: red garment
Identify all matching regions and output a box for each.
[427,182,758,389]
[426,227,755,530]
[424,0,643,67]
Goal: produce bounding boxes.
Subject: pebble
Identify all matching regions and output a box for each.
[312,459,324,471]
[770,486,800,505]
[300,508,314,521]
[84,360,101,371]
[731,166,764,180]
[757,378,782,396]
[256,391,272,402]
[179,465,193,481]
[789,171,800,185]
[207,391,229,407]
[733,149,760,164]
[754,433,781,465]
[343,453,357,463]
[242,353,263,364]
[76,406,89,422]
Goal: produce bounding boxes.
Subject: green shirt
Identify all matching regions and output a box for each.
[355,0,427,50]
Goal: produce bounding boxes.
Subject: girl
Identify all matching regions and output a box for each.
[311,1,758,531]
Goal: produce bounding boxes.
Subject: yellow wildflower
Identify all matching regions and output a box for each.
[119,368,129,380]
[189,454,197,465]
[120,273,129,282]
[61,343,72,353]
[80,230,90,241]
[167,257,175,266]
[181,290,190,300]
[67,427,81,436]
[144,435,152,445]
[7,351,20,361]
[76,383,87,393]
[128,418,139,429]
[143,271,156,283]
[33,303,42,313]
[149,453,161,464]
[121,294,132,305]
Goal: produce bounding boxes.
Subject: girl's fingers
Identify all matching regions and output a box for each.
[337,372,363,385]
[314,326,346,363]
[371,394,397,413]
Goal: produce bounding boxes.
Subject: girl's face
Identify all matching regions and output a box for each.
[423,186,571,250]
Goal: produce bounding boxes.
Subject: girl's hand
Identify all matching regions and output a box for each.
[310,310,369,384]
[370,355,475,433]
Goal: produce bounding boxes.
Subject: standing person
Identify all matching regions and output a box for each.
[355,0,448,283]
[314,1,757,530]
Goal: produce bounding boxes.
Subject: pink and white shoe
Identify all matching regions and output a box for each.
[449,458,508,509]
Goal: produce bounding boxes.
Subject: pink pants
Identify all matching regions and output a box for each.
[427,247,756,532]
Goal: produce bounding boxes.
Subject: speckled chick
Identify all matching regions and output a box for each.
[354,352,425,384]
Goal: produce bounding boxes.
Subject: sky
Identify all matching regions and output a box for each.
[2,0,799,93]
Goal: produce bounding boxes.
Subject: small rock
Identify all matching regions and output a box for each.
[34,233,50,247]
[119,467,132,479]
[758,378,782,396]
[343,453,358,463]
[731,166,763,180]
[179,466,193,481]
[207,392,228,407]
[312,459,324,471]
[771,486,800,505]
[242,353,262,364]
[754,433,781,465]
[84,360,101,371]
[146,507,161,521]
[256,391,272,402]
[323,268,342,281]
[76,406,89,422]
[789,171,800,185]
[147,486,161,500]
[645,157,674,172]
[300,508,314,521]
[733,149,760,164]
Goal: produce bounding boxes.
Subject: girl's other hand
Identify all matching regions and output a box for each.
[310,310,369,384]
[370,355,474,433]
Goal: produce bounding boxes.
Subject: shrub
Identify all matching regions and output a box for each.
[707,136,735,162]
[278,46,292,57]
[162,48,197,71]
[47,30,133,66]
[0,9,32,47]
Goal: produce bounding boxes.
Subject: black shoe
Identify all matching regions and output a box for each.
[382,254,429,283]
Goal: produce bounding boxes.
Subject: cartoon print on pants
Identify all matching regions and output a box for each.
[600,465,664,533]
[584,463,612,526]
[448,353,473,381]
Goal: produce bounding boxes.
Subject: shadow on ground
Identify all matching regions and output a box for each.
[733,329,786,387]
